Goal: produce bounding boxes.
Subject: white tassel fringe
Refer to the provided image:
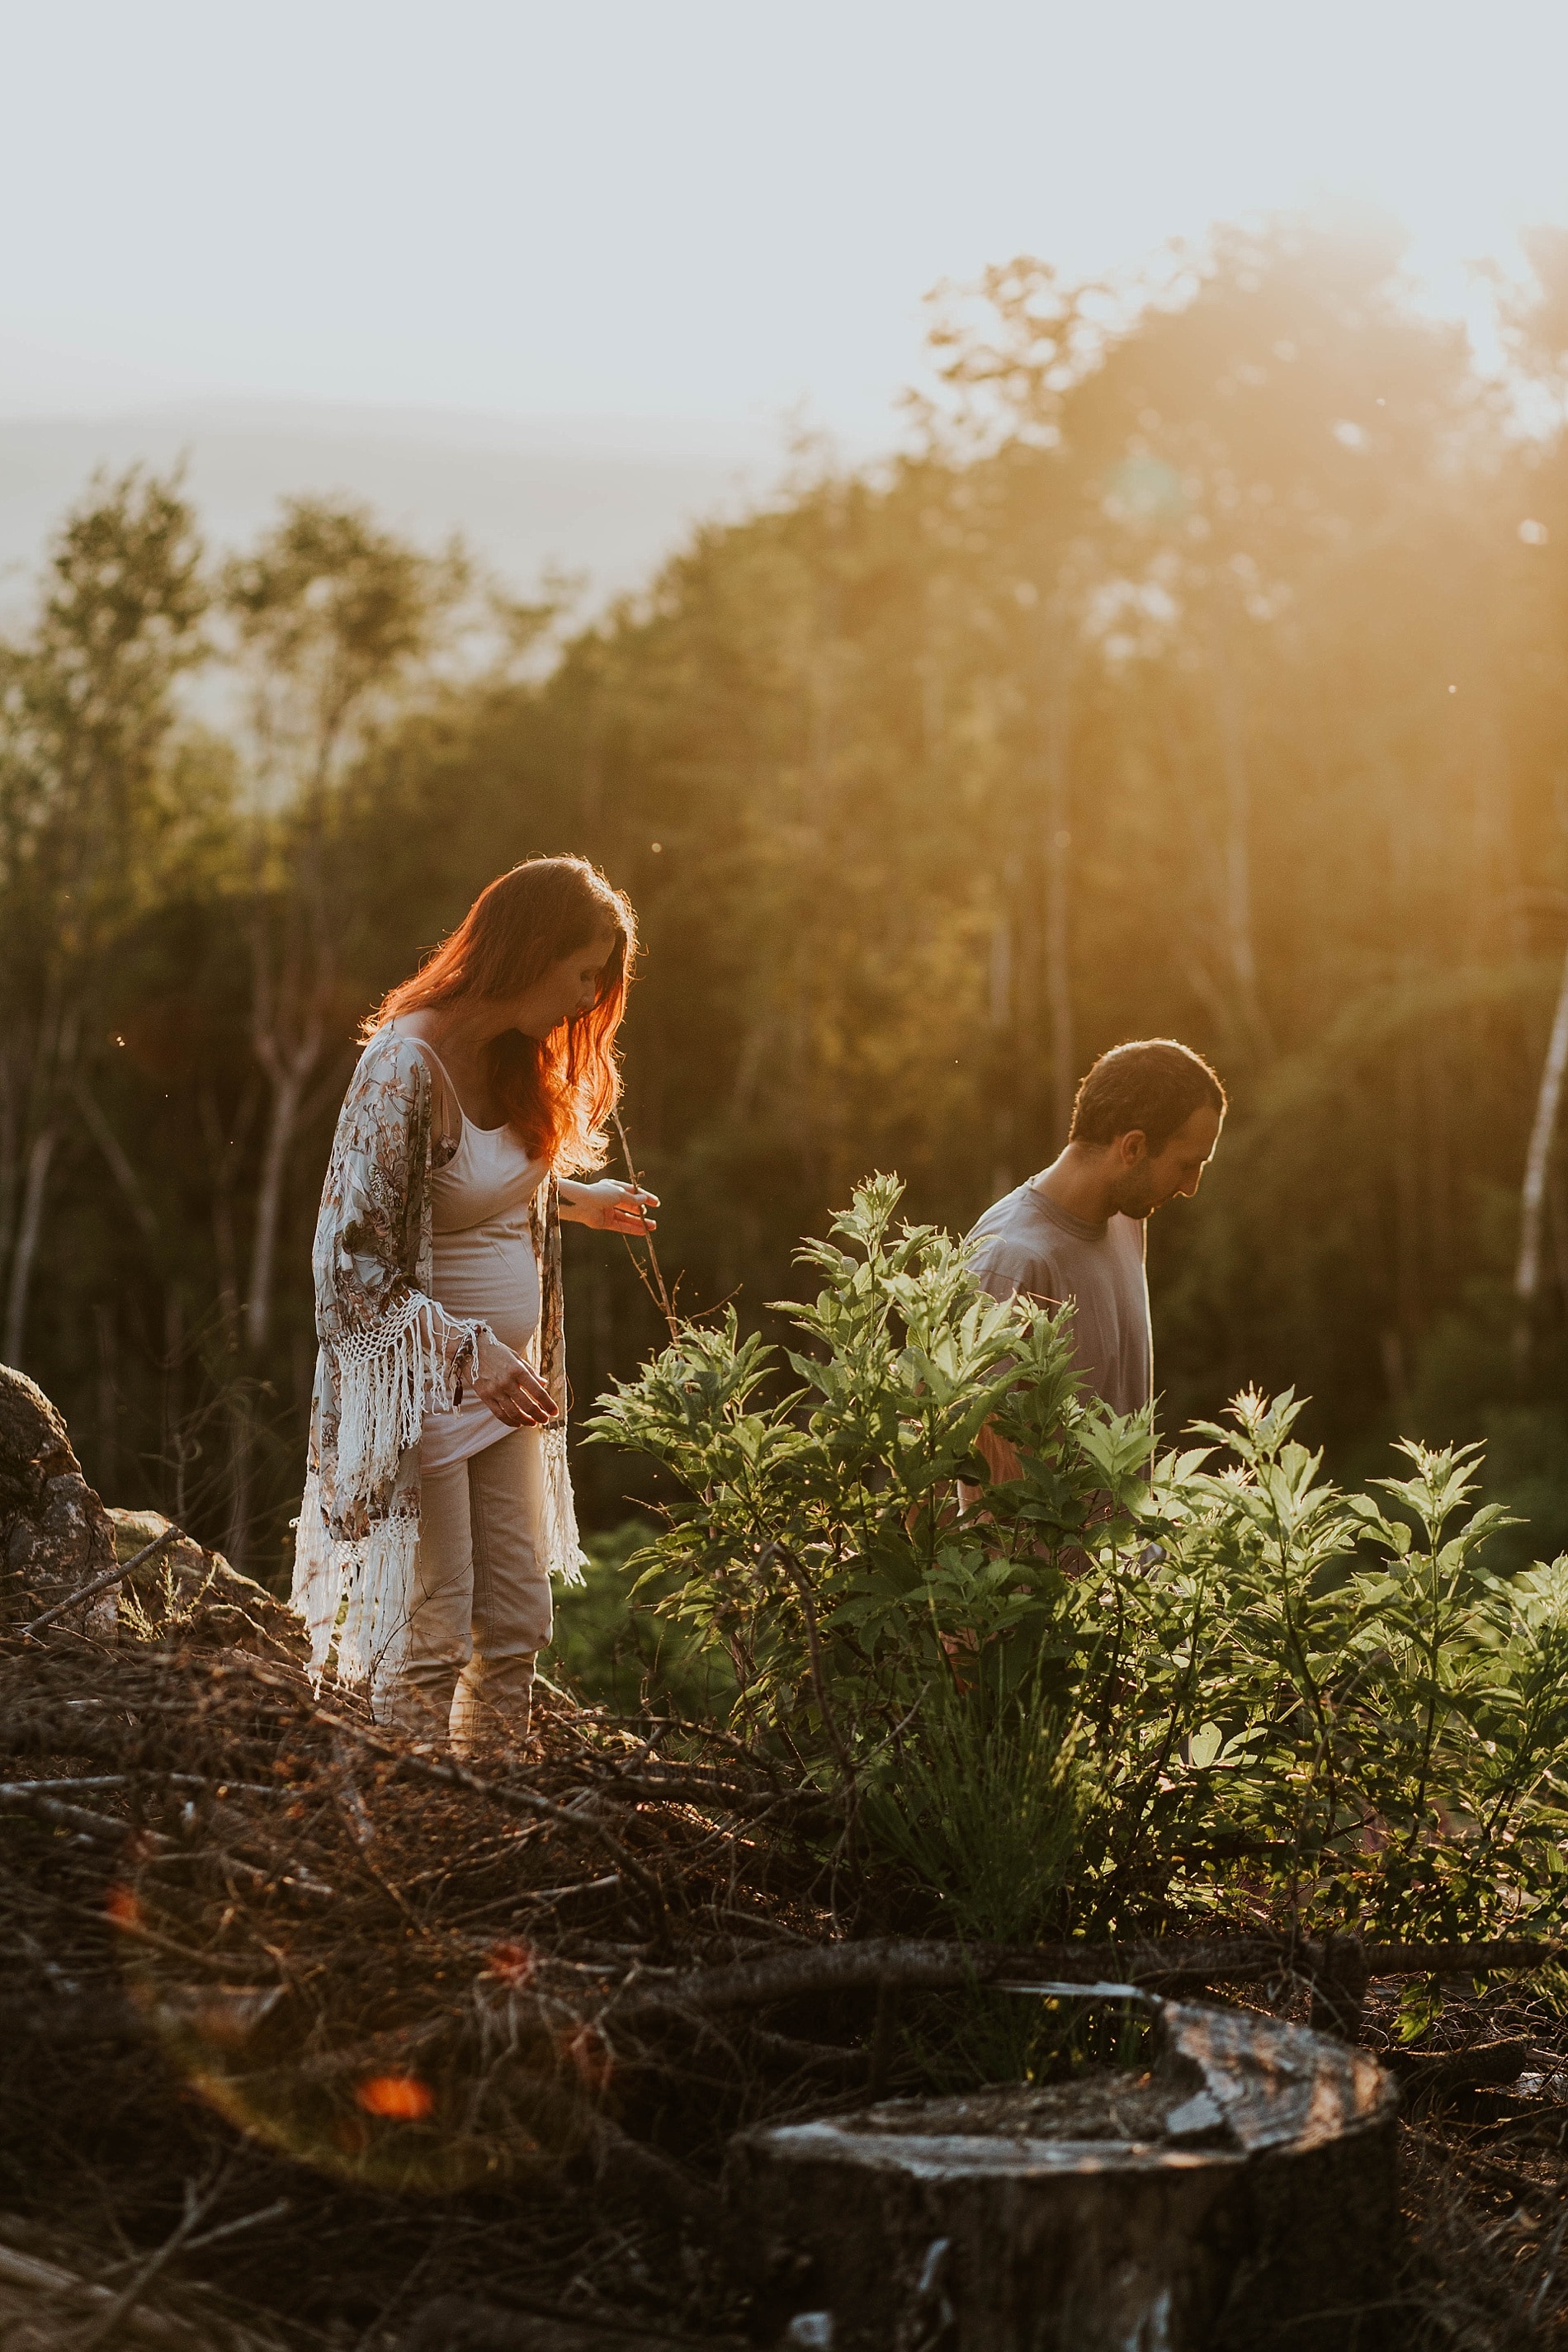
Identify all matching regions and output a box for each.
[292,1470,423,1687]
[292,1293,479,1685]
[538,1418,585,1589]
[334,1292,476,1498]
[290,1278,584,1697]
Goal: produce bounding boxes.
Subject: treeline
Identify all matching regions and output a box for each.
[8,215,1568,1581]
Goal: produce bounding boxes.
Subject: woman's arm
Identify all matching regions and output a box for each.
[557,1176,659,1233]
[314,1040,443,1345]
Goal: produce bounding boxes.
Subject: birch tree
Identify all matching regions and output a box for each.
[219,500,465,1560]
[0,470,206,1366]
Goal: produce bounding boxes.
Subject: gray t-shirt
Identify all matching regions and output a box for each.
[966,1180,1152,1418]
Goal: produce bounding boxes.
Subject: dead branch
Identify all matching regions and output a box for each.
[605,1931,1568,2029]
[21,1522,185,1634]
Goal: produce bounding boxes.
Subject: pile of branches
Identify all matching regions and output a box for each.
[0,1553,943,2349]
[6,1556,1568,2350]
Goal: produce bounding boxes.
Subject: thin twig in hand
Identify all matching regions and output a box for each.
[611,1105,681,1341]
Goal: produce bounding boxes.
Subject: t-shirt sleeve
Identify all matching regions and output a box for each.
[968,1230,1057,1308]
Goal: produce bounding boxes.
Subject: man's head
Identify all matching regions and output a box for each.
[1069,1039,1226,1219]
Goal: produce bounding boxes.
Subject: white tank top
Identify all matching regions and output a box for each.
[385,1028,549,1473]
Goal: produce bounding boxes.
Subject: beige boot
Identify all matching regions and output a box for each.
[371,1660,462,1746]
[451,1652,536,1759]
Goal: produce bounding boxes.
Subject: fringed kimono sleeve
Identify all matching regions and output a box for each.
[291,1034,479,1683]
[529,1175,588,1589]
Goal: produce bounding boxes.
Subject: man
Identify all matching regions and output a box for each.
[967,1040,1226,1451]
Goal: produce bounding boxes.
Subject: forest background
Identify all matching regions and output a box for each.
[8,214,1568,1588]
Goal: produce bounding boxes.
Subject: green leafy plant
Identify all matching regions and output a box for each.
[550,1518,739,1719]
[589,1174,1150,1750]
[591,1177,1568,1947]
[857,1656,1084,1944]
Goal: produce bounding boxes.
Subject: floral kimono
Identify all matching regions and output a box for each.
[291,1032,583,1687]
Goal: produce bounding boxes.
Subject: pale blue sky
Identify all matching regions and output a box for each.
[3,0,1566,445]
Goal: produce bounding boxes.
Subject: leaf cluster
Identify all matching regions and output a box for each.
[593,1179,1568,1946]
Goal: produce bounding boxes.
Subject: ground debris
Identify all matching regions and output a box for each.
[4,1581,1568,2348]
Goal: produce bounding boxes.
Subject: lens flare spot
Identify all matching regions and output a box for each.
[356,2073,435,2120]
[486,1939,536,1986]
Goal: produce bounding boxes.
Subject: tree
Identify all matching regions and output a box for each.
[0,468,206,1367]
[217,498,469,1562]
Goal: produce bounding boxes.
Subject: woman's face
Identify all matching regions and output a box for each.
[508,933,617,1039]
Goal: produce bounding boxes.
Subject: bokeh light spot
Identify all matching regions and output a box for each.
[356,2073,436,2120]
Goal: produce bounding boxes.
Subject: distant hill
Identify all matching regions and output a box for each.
[0,399,795,619]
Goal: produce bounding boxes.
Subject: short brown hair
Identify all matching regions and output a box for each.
[1070,1039,1226,1152]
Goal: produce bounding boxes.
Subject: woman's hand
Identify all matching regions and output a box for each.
[472,1328,559,1427]
[560,1178,659,1235]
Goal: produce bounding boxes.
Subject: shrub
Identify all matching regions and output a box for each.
[590,1176,1568,1945]
[549,1519,738,1719]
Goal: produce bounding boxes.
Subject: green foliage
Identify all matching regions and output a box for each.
[594,1179,1568,1945]
[223,496,470,807]
[549,1518,738,1720]
[859,1656,1084,1946]
[590,1173,1154,1736]
[12,215,1568,1603]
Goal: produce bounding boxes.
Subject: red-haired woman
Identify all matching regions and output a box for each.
[292,857,655,1749]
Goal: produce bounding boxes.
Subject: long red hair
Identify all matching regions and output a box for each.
[367,857,637,1172]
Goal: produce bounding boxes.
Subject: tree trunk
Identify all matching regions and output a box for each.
[224,1388,254,1575]
[73,1075,160,1249]
[2,997,80,1370]
[198,1084,248,1328]
[1041,658,1074,1151]
[1211,659,1273,1059]
[728,2000,1399,2352]
[989,898,1014,1198]
[3,1122,62,1367]
[246,883,331,1358]
[1514,933,1568,1367]
[93,1300,118,1497]
[246,1057,310,1356]
[0,1042,18,1278]
[161,1287,191,1526]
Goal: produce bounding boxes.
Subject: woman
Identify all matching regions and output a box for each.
[292,857,656,1750]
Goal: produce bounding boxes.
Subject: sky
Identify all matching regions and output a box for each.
[3,0,1567,451]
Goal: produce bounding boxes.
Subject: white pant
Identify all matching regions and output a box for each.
[373,1426,553,1750]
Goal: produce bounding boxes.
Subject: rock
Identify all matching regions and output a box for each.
[726,1997,1400,2352]
[0,1366,75,1515]
[105,1505,304,1656]
[106,1508,215,1601]
[0,1363,119,1638]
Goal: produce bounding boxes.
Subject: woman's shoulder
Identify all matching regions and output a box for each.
[346,1027,439,1109]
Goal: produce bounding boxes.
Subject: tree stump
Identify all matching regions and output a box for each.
[726,1999,1399,2352]
[402,2302,711,2352]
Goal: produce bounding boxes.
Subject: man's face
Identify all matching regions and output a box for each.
[1106,1104,1223,1220]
